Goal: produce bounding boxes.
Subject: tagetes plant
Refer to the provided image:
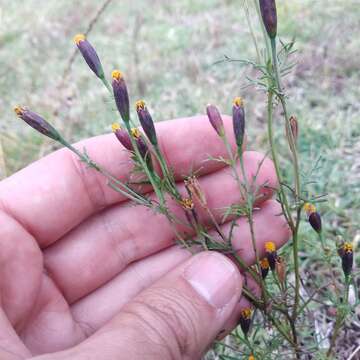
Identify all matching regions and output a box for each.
[14,1,356,359]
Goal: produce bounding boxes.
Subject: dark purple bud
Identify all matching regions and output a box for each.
[14,106,61,141]
[309,212,322,234]
[135,100,157,146]
[338,243,353,276]
[239,308,252,336]
[232,97,245,149]
[265,242,277,271]
[259,0,277,38]
[112,70,130,123]
[260,258,270,279]
[206,104,224,136]
[131,129,153,170]
[112,123,133,151]
[74,34,104,79]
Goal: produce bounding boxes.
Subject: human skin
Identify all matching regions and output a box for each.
[0,115,290,359]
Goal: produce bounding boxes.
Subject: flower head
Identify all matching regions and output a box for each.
[112,69,130,123]
[112,122,133,151]
[260,258,270,279]
[265,241,277,270]
[14,106,61,141]
[259,0,277,39]
[232,97,245,149]
[265,241,276,253]
[338,242,354,276]
[249,355,255,360]
[206,104,224,136]
[239,307,252,335]
[135,100,157,146]
[74,34,104,79]
[304,203,322,233]
[131,128,141,139]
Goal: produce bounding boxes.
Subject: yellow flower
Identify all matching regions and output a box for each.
[112,69,123,80]
[304,202,316,215]
[135,99,146,111]
[233,96,244,107]
[73,33,86,45]
[130,128,141,139]
[265,241,276,253]
[111,123,121,132]
[240,308,252,319]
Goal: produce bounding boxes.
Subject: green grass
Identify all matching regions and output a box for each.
[1,0,360,357]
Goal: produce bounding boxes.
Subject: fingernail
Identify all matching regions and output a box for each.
[184,252,240,309]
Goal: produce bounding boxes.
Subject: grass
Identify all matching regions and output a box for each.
[1,0,360,357]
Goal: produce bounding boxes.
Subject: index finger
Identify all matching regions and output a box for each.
[0,115,238,247]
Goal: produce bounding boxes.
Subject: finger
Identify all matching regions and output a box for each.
[70,200,288,333]
[44,151,277,303]
[36,252,243,360]
[71,246,191,336]
[217,275,261,340]
[0,211,42,358]
[0,115,237,247]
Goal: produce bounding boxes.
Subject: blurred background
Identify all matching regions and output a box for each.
[1,0,360,356]
[1,0,359,239]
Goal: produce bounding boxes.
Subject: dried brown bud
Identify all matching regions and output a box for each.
[184,176,207,207]
[289,115,299,142]
[206,104,224,136]
[275,256,286,284]
[259,0,277,39]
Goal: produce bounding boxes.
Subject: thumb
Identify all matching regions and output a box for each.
[37,252,242,360]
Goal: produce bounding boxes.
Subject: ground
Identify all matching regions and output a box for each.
[0,0,359,358]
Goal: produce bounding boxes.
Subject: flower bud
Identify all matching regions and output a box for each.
[131,129,153,170]
[206,104,224,136]
[260,258,270,279]
[14,106,61,141]
[74,34,104,79]
[259,0,277,39]
[135,100,157,146]
[265,241,277,270]
[232,97,245,149]
[338,242,353,276]
[304,203,322,234]
[112,70,130,123]
[239,307,252,336]
[112,123,133,151]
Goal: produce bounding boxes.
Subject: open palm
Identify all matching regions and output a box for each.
[0,115,289,359]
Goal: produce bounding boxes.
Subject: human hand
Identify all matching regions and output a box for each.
[0,115,289,359]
